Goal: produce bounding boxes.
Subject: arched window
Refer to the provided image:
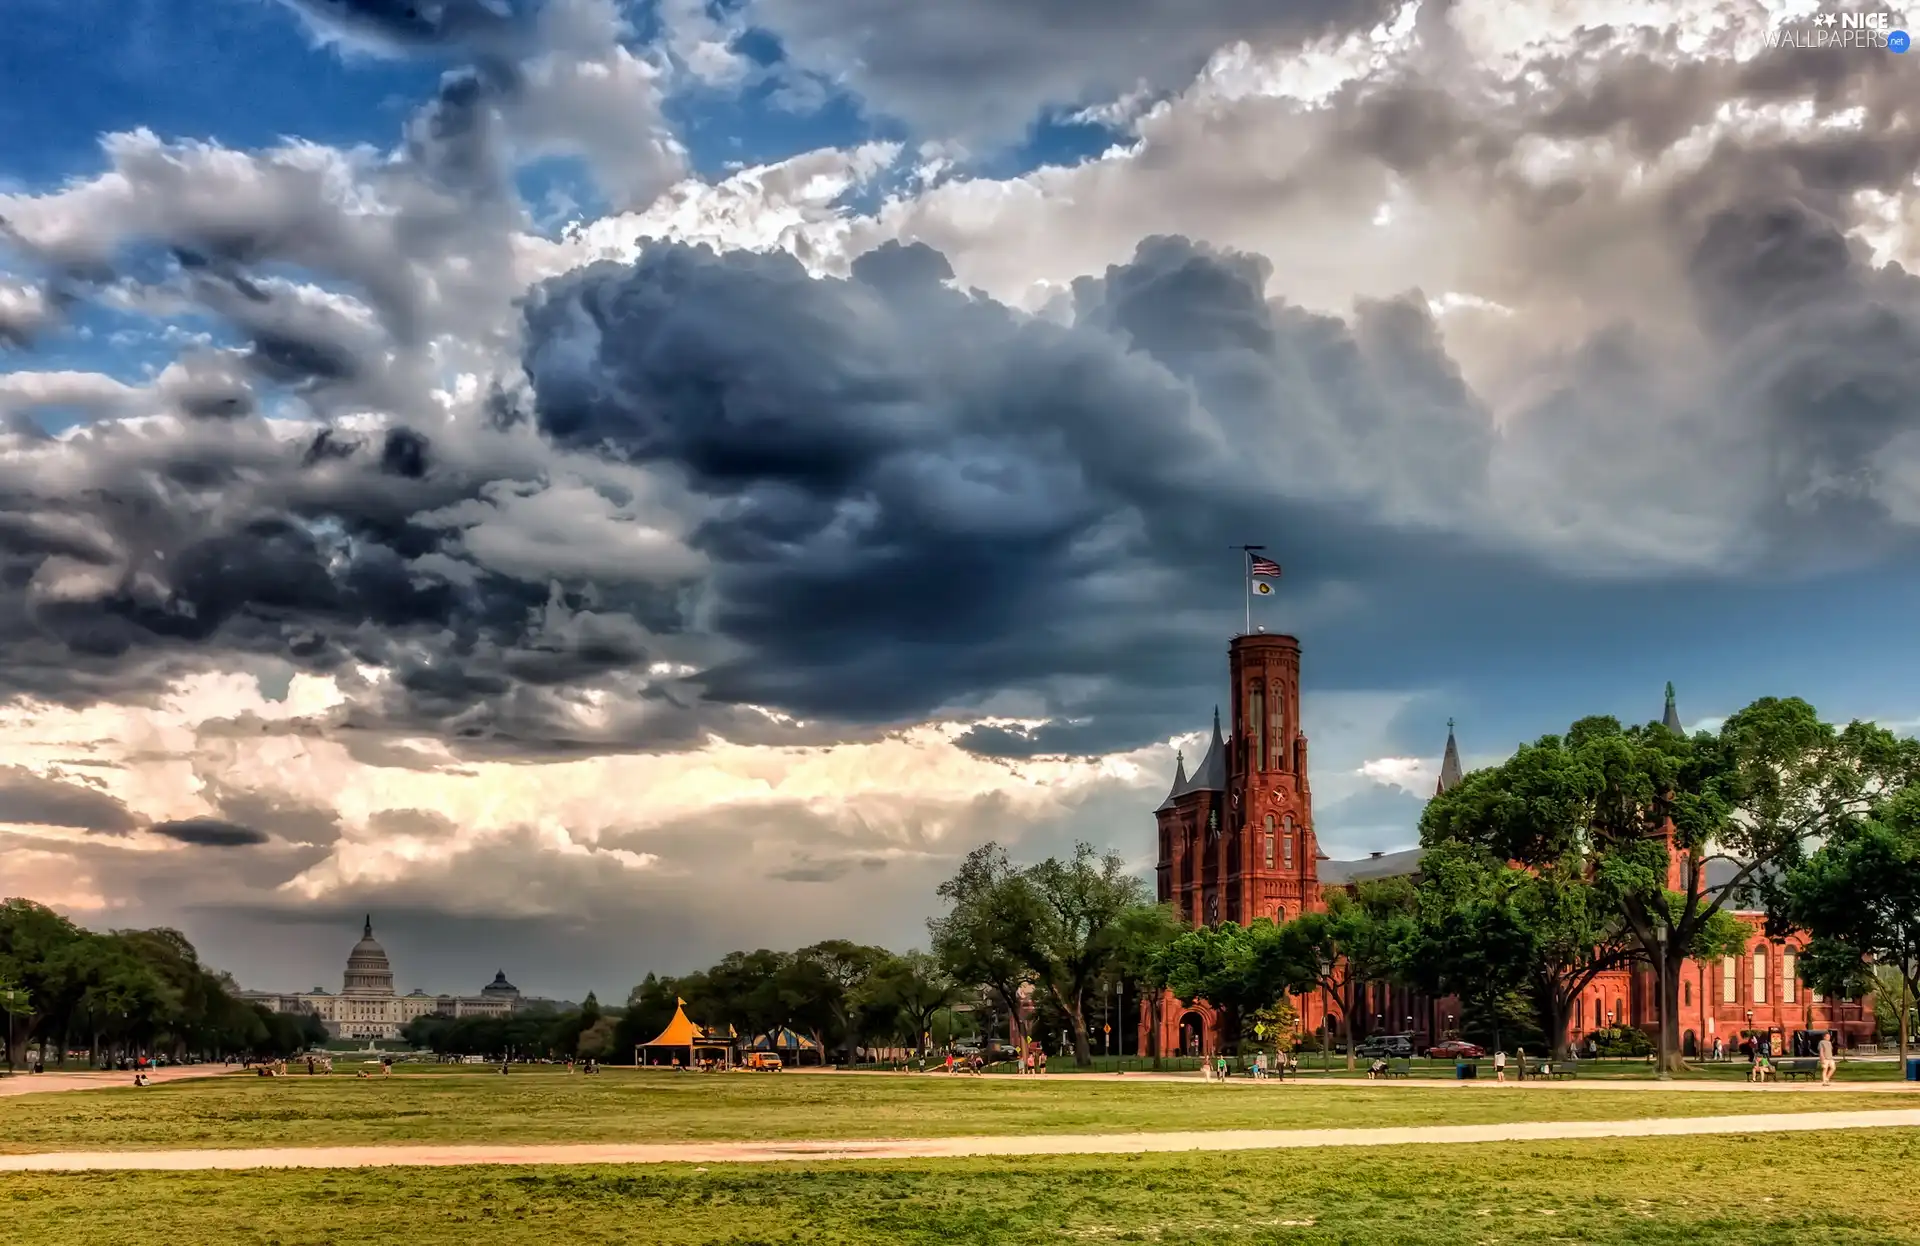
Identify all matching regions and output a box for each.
[1782,947,1797,1004]
[1752,945,1768,1005]
[1274,904,1286,924]
[1251,683,1266,774]
[1282,815,1294,868]
[1723,956,1738,1003]
[1271,685,1287,771]
[1263,815,1276,868]
[1683,981,1692,1007]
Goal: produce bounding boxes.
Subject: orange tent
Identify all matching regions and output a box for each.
[637,999,738,1068]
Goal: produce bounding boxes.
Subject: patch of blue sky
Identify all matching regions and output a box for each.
[1,0,441,192]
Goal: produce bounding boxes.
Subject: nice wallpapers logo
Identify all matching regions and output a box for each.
[1768,10,1911,50]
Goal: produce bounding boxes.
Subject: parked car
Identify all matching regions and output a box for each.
[1427,1039,1485,1059]
[1354,1034,1416,1059]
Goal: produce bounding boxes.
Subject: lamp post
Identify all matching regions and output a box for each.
[1656,924,1671,1081]
[0,988,16,1075]
[1104,981,1112,1057]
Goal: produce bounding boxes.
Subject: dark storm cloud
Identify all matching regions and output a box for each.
[276,0,528,59]
[746,0,1402,145]
[0,765,143,833]
[519,234,1499,753]
[149,817,272,847]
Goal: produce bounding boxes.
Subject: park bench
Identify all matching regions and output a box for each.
[1383,1059,1412,1078]
[1546,1065,1576,1079]
[1775,1058,1820,1081]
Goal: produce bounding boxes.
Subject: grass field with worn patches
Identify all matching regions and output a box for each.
[3,1070,1916,1153]
[6,1129,1917,1244]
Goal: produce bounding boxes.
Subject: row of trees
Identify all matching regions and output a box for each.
[1133,698,1920,1070]
[0,899,328,1069]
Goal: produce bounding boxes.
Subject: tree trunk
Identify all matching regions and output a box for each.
[1538,983,1570,1062]
[1658,946,1684,1075]
[1148,988,1163,1069]
[1067,1000,1093,1067]
[1344,979,1363,1071]
[1900,971,1910,1070]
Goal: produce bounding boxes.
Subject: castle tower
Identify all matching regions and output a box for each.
[1226,632,1317,927]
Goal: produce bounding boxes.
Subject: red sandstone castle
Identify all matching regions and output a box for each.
[1139,631,1877,1058]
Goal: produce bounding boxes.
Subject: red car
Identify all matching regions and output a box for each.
[1428,1039,1485,1059]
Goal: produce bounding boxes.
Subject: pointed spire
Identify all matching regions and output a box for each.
[363,914,373,939]
[1194,706,1229,791]
[1435,719,1463,796]
[1156,750,1191,812]
[1662,682,1683,734]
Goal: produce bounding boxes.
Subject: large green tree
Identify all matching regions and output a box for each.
[1779,783,1920,1064]
[1156,918,1298,1052]
[929,844,1041,1054]
[1107,903,1186,1066]
[1021,843,1151,1066]
[1277,880,1417,1070]
[1424,702,1917,1073]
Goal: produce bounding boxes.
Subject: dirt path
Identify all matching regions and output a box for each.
[0,1066,235,1099]
[831,1069,1920,1094]
[5,1108,1919,1172]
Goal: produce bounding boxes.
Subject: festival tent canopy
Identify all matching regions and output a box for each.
[637,999,737,1065]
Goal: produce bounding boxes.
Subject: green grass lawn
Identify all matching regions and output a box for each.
[6,1129,1918,1245]
[2,1070,1916,1154]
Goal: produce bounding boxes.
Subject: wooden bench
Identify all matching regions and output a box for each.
[1775,1058,1820,1081]
[1546,1064,1577,1079]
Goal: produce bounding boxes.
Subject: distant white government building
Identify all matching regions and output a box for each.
[239,916,524,1041]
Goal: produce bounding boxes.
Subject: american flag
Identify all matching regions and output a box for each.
[1249,555,1282,578]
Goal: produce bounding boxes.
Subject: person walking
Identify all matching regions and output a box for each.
[1494,1049,1507,1084]
[1818,1033,1836,1086]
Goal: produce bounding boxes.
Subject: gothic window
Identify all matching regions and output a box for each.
[1251,684,1266,774]
[1271,685,1287,770]
[1274,904,1285,924]
[1208,808,1219,840]
[1722,956,1737,1003]
[1263,815,1275,868]
[1282,815,1294,868]
[1783,948,1797,1004]
[1752,945,1768,1005]
[1683,981,1692,1007]
[1206,893,1221,925]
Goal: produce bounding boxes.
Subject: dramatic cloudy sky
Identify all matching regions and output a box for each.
[2,0,1918,1000]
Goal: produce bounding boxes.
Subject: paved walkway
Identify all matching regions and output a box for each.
[0,1066,233,1099]
[6,1108,1920,1172]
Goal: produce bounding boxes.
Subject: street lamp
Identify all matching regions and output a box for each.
[1,988,16,1075]
[1445,1012,1454,1039]
[1655,924,1671,1081]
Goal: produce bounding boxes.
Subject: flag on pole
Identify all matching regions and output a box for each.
[1255,581,1273,595]
[1249,555,1282,578]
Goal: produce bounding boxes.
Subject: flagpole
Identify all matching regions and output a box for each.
[1233,545,1267,637]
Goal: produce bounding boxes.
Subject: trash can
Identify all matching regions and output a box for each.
[1456,1061,1477,1080]
[1906,1057,1919,1082]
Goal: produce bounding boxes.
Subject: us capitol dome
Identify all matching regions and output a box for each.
[237,915,525,1042]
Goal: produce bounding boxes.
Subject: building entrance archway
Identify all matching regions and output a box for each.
[1178,1011,1207,1056]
